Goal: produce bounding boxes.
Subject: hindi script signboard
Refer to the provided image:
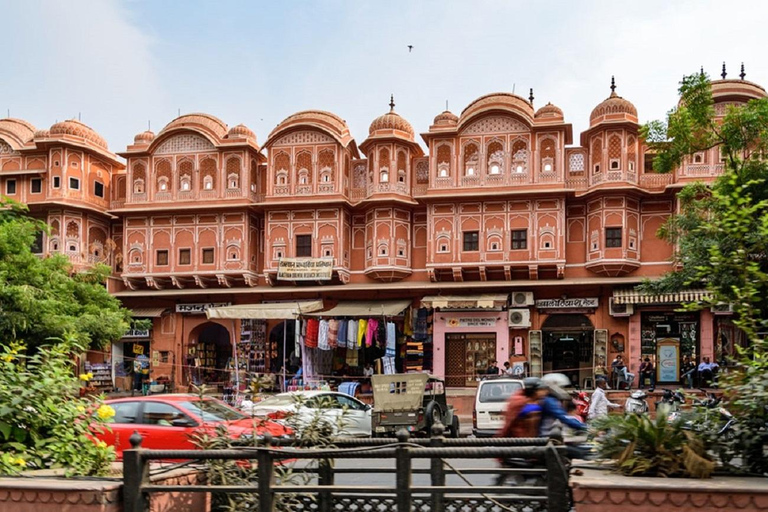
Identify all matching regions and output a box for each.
[278,258,334,281]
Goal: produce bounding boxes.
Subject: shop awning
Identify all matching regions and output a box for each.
[130,307,169,318]
[612,288,711,305]
[206,300,324,320]
[421,294,509,310]
[304,299,412,318]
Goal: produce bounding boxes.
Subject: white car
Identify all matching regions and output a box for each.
[249,391,372,437]
[473,378,524,437]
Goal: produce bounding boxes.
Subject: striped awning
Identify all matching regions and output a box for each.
[612,288,711,305]
[130,307,169,318]
[421,294,509,310]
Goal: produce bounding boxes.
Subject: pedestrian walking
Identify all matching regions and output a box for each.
[587,377,620,420]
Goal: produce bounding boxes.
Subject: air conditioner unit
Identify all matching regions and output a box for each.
[508,308,531,328]
[510,291,534,307]
[609,300,634,317]
[712,303,734,315]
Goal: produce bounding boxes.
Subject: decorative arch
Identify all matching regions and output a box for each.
[463,141,479,176]
[540,137,556,173]
[65,220,80,253]
[274,152,290,185]
[396,150,407,183]
[627,135,637,172]
[296,151,312,185]
[511,138,528,174]
[608,134,622,170]
[226,156,241,189]
[378,147,390,183]
[318,149,335,184]
[88,226,108,261]
[436,143,452,178]
[155,160,172,193]
[178,159,194,191]
[591,138,603,174]
[487,139,504,175]
[132,162,146,194]
[200,157,217,191]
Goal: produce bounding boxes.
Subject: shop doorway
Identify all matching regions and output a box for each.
[193,323,232,384]
[445,333,497,387]
[541,314,594,388]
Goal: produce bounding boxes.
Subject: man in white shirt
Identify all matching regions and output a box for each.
[588,378,620,420]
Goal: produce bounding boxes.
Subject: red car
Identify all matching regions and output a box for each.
[93,394,290,459]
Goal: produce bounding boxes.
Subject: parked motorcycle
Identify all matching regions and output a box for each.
[669,390,734,437]
[655,388,686,412]
[624,390,649,414]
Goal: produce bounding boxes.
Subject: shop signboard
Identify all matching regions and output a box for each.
[657,338,680,383]
[152,350,160,367]
[445,317,497,328]
[122,328,150,338]
[535,297,598,309]
[132,343,145,355]
[277,258,334,281]
[176,302,231,314]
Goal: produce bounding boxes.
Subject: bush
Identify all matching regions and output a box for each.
[591,406,715,478]
[0,335,115,476]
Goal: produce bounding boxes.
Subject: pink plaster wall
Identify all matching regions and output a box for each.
[433,311,509,382]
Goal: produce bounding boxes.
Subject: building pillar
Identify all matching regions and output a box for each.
[628,310,641,375]
[700,309,714,360]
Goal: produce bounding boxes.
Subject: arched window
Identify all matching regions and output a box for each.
[226,157,241,189]
[132,162,146,194]
[463,143,479,176]
[318,149,335,182]
[487,140,504,175]
[378,147,390,184]
[397,151,407,183]
[591,138,602,174]
[296,152,312,185]
[274,153,290,185]
[608,134,622,170]
[511,139,528,173]
[540,138,556,173]
[200,158,217,191]
[436,144,452,178]
[155,160,171,193]
[627,136,637,172]
[178,160,193,191]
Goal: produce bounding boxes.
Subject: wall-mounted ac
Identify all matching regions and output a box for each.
[511,291,534,307]
[609,299,634,317]
[712,303,734,315]
[508,308,531,328]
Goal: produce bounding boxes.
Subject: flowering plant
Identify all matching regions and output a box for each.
[0,335,115,476]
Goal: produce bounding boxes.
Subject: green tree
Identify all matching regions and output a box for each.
[641,72,768,472]
[0,200,131,349]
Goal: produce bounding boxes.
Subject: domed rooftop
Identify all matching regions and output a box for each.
[227,123,256,141]
[433,110,459,126]
[159,113,229,139]
[709,64,767,104]
[133,130,155,144]
[535,102,564,120]
[367,96,415,140]
[0,118,36,148]
[459,92,535,128]
[267,109,352,147]
[589,77,638,127]
[34,129,50,139]
[49,119,108,149]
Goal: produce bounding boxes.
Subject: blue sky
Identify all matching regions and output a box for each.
[2,0,767,153]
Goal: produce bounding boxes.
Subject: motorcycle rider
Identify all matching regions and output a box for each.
[499,377,549,438]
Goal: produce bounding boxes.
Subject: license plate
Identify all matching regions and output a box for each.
[375,426,385,433]
[490,414,504,421]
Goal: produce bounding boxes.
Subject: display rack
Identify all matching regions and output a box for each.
[85,362,113,391]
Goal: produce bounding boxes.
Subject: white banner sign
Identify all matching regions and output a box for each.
[277,258,334,281]
[535,297,599,309]
[446,317,497,328]
[176,302,231,314]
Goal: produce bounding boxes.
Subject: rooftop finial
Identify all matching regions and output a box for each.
[389,94,395,112]
[740,62,746,80]
[528,88,534,105]
[721,62,727,80]
[610,76,616,94]
[700,66,705,76]
[445,100,449,111]
[148,120,151,131]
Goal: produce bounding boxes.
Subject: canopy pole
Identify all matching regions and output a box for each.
[232,319,240,404]
[282,320,287,392]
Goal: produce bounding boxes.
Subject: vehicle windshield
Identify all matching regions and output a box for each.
[478,381,522,403]
[179,399,246,422]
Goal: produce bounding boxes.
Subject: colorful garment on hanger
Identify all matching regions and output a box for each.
[346,319,358,350]
[357,319,367,348]
[318,320,330,351]
[382,356,396,375]
[337,320,347,348]
[386,322,397,357]
[377,320,387,348]
[327,319,339,349]
[414,308,428,340]
[294,319,302,355]
[404,307,413,336]
[305,318,319,348]
[366,318,378,347]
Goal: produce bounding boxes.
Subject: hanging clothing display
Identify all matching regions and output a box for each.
[328,319,339,349]
[377,321,387,349]
[386,322,397,357]
[366,319,379,347]
[414,308,428,341]
[347,320,358,349]
[305,318,319,348]
[404,308,413,336]
[357,319,368,348]
[318,320,330,351]
[294,319,302,355]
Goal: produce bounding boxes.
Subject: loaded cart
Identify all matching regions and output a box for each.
[371,373,459,437]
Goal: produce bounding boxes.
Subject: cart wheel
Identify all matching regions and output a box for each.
[450,416,460,438]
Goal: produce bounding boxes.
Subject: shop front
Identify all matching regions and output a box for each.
[425,295,510,388]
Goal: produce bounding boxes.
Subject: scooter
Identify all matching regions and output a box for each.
[624,389,649,414]
[655,388,686,412]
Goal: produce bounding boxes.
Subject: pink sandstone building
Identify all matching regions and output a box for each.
[0,74,761,394]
